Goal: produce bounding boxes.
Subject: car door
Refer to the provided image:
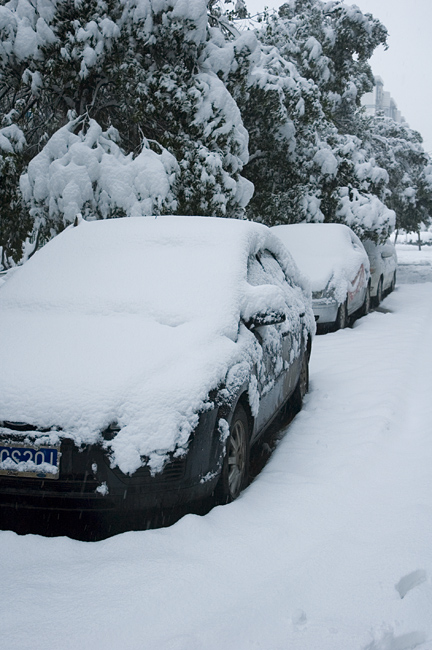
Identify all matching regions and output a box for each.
[381,242,396,290]
[347,234,368,314]
[247,250,302,437]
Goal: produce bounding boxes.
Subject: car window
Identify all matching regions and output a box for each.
[248,250,291,289]
[350,234,363,251]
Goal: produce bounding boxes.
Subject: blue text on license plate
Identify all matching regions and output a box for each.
[0,444,61,479]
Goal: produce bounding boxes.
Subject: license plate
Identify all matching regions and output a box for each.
[0,443,61,479]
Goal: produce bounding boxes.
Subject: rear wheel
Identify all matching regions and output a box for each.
[389,272,396,293]
[215,404,250,504]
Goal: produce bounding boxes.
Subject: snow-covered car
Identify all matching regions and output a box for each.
[0,216,314,531]
[272,223,371,330]
[362,239,397,305]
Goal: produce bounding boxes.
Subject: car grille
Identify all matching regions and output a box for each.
[0,423,187,494]
[106,456,186,484]
[0,473,99,493]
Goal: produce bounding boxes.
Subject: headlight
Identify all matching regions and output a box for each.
[313,281,335,301]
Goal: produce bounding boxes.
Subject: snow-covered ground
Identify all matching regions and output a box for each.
[396,243,432,284]
[2,247,432,650]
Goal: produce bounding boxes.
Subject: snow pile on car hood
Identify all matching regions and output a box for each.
[272,223,369,301]
[0,216,312,474]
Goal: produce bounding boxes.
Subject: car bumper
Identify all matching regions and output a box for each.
[0,474,218,513]
[312,298,339,324]
[0,410,222,518]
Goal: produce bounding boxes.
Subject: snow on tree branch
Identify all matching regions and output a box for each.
[0,0,431,262]
[20,118,179,228]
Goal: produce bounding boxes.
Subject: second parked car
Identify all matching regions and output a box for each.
[272,223,371,331]
[362,239,397,305]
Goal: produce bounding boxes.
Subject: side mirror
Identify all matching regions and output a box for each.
[244,309,286,330]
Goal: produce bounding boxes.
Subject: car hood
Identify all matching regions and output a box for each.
[0,308,247,474]
[297,253,368,304]
[294,254,345,294]
[304,256,340,294]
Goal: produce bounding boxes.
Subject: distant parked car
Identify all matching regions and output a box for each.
[272,223,370,331]
[362,239,397,305]
[0,216,314,534]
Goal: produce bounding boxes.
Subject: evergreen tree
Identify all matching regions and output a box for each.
[0,125,30,265]
[1,0,430,263]
[363,114,432,234]
[0,0,252,263]
[239,0,394,240]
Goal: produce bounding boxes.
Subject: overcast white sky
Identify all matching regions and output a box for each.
[245,0,432,153]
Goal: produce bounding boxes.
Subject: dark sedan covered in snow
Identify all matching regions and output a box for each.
[0,216,314,534]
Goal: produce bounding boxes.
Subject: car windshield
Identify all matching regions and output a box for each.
[0,217,249,326]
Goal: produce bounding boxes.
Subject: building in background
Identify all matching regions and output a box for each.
[362,76,406,124]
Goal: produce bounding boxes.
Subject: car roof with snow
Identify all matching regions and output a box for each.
[0,216,313,475]
[272,223,369,293]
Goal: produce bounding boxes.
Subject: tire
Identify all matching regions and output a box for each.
[389,272,396,293]
[335,300,348,330]
[291,351,309,413]
[376,277,383,305]
[215,403,250,504]
[361,283,371,316]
